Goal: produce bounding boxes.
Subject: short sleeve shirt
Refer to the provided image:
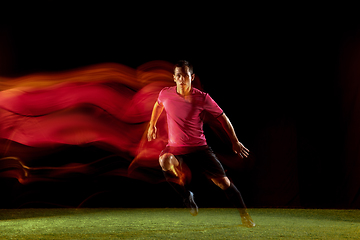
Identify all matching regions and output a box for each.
[157,86,223,147]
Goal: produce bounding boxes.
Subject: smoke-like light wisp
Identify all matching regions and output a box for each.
[0,61,175,185]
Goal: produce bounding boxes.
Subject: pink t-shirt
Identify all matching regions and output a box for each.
[158,86,223,147]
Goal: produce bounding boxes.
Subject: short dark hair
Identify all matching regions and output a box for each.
[174,60,194,74]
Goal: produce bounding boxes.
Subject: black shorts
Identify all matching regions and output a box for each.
[160,145,226,179]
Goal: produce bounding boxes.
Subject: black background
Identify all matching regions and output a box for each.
[1,3,360,209]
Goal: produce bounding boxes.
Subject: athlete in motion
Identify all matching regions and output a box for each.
[147,60,255,227]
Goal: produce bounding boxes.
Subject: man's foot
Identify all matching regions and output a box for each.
[183,191,198,216]
[240,211,256,228]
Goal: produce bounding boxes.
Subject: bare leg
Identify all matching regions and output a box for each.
[211,177,231,190]
[159,153,180,172]
[159,153,198,216]
[211,177,256,228]
[159,153,181,179]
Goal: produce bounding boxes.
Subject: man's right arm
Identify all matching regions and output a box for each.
[147,101,164,141]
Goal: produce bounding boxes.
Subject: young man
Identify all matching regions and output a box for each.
[147,60,255,228]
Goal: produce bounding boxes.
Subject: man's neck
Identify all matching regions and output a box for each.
[176,85,192,96]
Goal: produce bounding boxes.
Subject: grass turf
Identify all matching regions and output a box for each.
[0,208,359,239]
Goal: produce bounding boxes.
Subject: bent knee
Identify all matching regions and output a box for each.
[159,153,178,171]
[159,153,173,166]
[212,177,231,190]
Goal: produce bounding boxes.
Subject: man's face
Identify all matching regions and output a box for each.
[173,67,194,87]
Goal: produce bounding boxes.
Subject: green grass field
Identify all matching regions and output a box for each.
[0,208,359,239]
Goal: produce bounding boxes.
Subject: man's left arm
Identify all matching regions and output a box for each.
[217,113,250,158]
